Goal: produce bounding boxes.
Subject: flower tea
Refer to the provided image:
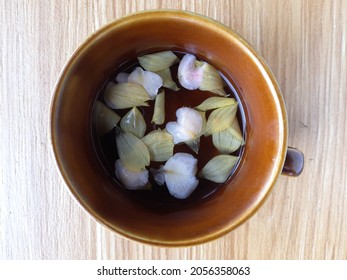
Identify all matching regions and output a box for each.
[92,51,246,203]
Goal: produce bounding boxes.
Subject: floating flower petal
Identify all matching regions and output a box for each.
[115,127,150,172]
[142,130,174,162]
[120,107,147,138]
[195,96,236,111]
[93,101,120,135]
[166,107,203,144]
[155,68,179,91]
[103,82,150,109]
[138,51,179,72]
[178,54,204,90]
[152,153,199,199]
[128,67,163,100]
[212,118,244,154]
[151,90,165,125]
[204,103,238,136]
[115,159,149,190]
[199,155,239,183]
[115,72,130,83]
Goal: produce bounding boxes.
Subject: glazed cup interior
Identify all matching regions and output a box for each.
[51,10,287,246]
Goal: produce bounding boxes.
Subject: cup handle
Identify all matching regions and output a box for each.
[282,147,304,176]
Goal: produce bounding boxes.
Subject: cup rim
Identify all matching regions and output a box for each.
[50,10,288,246]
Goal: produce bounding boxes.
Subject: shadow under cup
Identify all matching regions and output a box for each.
[51,11,287,246]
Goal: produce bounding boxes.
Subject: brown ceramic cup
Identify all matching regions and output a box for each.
[51,10,304,246]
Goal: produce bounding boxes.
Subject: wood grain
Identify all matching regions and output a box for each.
[1,0,346,259]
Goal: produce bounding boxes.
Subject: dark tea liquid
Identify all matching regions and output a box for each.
[92,52,246,211]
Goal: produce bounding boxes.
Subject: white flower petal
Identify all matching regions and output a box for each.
[166,107,203,144]
[178,54,203,90]
[115,72,130,83]
[128,67,163,99]
[164,153,198,176]
[176,107,203,137]
[163,153,199,199]
[151,166,166,185]
[128,67,145,84]
[165,122,192,144]
[115,160,148,190]
[165,173,199,199]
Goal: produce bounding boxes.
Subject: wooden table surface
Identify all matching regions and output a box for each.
[1,0,346,260]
